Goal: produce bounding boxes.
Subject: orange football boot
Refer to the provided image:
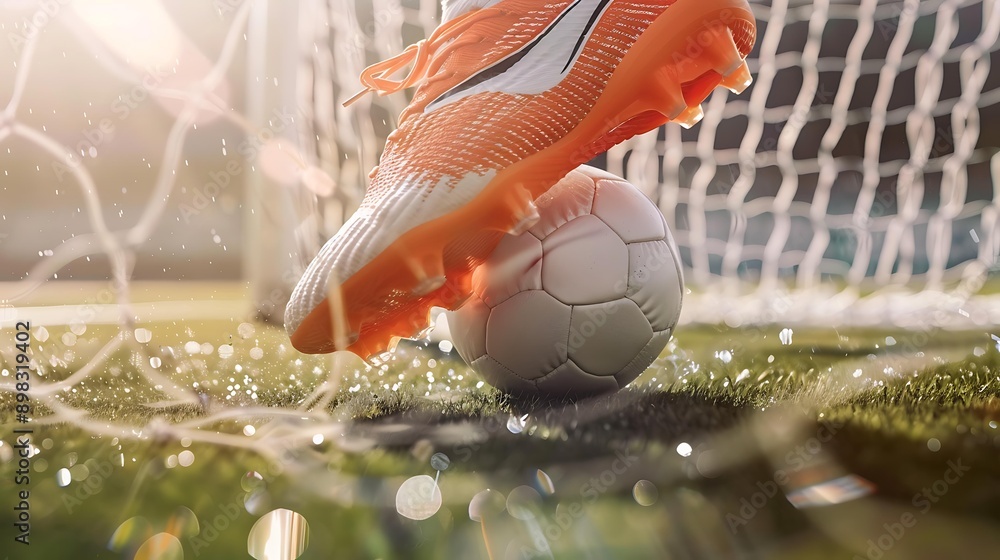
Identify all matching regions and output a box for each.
[286,0,756,358]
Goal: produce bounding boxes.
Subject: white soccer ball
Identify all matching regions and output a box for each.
[447,165,683,397]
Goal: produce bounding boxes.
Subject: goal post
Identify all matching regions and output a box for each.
[244,0,307,324]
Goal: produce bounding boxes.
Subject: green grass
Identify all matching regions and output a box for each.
[2,314,1000,559]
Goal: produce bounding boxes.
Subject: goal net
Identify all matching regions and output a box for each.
[308,0,1000,330]
[1,0,997,381]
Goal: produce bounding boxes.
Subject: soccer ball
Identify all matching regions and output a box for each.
[447,165,683,397]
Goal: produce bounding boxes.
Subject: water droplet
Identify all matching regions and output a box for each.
[149,357,162,368]
[166,506,200,539]
[250,347,264,360]
[56,468,71,487]
[133,533,183,560]
[61,332,77,347]
[853,369,863,378]
[184,341,201,354]
[242,471,265,492]
[134,328,152,343]
[178,450,194,467]
[676,442,693,457]
[218,344,234,359]
[312,434,324,445]
[927,438,941,452]
[535,469,555,495]
[506,485,541,520]
[248,509,310,560]
[507,414,527,434]
[396,475,441,520]
[244,488,272,515]
[632,480,658,506]
[243,425,256,437]
[108,517,152,552]
[70,464,90,481]
[438,340,453,353]
[779,328,793,345]
[430,452,450,471]
[469,488,506,522]
[238,322,255,339]
[35,326,49,342]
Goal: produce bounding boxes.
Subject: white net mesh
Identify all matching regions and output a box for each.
[608,0,1000,328]
[297,0,442,237]
[0,0,270,418]
[308,0,1000,329]
[1,0,256,307]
